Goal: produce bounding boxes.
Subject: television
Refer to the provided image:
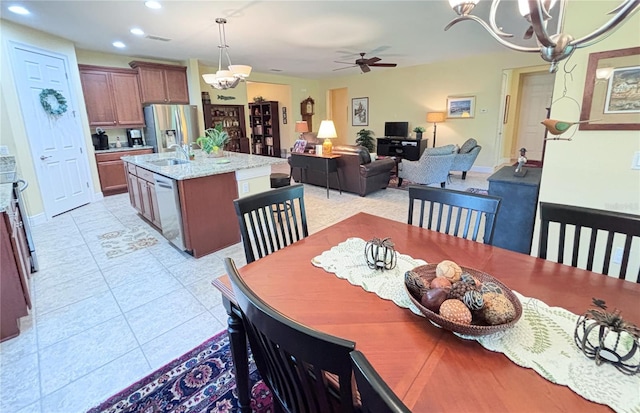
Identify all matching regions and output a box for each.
[384,121,409,138]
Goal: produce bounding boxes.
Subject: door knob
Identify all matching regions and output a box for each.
[40,155,51,160]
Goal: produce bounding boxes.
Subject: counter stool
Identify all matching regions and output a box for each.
[270,173,291,188]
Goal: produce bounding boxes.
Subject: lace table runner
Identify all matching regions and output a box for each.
[312,237,640,413]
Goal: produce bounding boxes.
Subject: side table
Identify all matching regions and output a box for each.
[289,153,342,198]
[488,166,542,254]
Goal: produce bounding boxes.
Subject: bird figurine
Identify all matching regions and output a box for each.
[541,118,594,135]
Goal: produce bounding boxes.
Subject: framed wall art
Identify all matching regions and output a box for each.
[282,107,288,124]
[579,46,640,131]
[447,96,475,118]
[352,97,368,126]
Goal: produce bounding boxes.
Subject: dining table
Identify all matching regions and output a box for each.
[212,212,640,412]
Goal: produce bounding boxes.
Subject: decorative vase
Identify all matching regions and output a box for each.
[416,132,423,140]
[209,147,224,158]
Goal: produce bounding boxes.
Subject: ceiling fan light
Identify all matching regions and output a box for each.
[229,65,252,79]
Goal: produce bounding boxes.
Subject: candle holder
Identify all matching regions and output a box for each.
[574,298,640,375]
[364,237,397,271]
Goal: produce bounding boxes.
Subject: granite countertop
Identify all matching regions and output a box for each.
[121,150,287,180]
[95,146,154,154]
[0,183,13,213]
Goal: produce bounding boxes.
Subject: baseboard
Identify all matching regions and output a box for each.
[29,212,47,227]
[93,191,104,202]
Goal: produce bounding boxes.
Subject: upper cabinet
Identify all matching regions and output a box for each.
[79,65,145,128]
[129,61,189,104]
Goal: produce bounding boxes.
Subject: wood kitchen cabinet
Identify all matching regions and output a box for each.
[129,61,189,104]
[79,64,145,128]
[96,149,152,196]
[1,189,32,342]
[124,163,161,229]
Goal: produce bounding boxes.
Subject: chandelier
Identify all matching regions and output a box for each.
[202,18,252,90]
[444,0,640,72]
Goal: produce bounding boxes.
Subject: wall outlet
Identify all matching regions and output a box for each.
[241,182,250,194]
[612,247,624,264]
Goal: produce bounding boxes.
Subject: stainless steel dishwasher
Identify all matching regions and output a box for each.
[153,174,186,250]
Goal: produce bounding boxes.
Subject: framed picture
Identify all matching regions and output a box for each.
[580,46,640,131]
[447,96,475,118]
[352,97,368,126]
[282,107,288,124]
[503,95,511,124]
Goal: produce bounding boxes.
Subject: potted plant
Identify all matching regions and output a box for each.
[355,129,375,153]
[413,126,426,140]
[197,123,229,157]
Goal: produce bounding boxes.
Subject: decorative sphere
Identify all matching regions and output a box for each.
[439,299,472,325]
[463,290,484,311]
[480,282,503,295]
[481,292,516,325]
[430,276,452,290]
[436,260,462,282]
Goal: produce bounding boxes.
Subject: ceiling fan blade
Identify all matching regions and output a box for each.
[360,64,371,73]
[364,57,381,64]
[332,65,357,71]
[369,63,397,67]
[334,60,356,65]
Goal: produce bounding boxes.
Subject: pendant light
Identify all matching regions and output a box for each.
[202,18,252,90]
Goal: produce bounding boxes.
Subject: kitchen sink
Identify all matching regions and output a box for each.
[148,158,190,166]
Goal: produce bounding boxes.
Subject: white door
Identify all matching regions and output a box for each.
[11,44,92,217]
[515,72,555,161]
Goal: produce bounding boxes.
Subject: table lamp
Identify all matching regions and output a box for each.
[294,120,308,138]
[426,112,446,148]
[317,120,337,155]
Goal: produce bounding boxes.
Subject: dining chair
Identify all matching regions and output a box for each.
[224,257,358,413]
[538,202,640,282]
[407,186,501,245]
[233,183,308,264]
[350,351,411,413]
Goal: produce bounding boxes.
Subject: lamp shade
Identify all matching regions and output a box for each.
[317,120,337,139]
[229,64,252,79]
[295,121,309,133]
[427,112,446,123]
[202,73,218,84]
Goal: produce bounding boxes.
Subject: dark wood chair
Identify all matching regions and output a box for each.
[408,186,501,245]
[350,351,411,413]
[538,202,640,282]
[233,183,308,264]
[224,257,358,413]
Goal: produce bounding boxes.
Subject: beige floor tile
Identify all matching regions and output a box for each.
[110,268,182,312]
[0,352,40,412]
[34,271,109,316]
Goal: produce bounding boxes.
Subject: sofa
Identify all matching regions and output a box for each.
[289,145,396,196]
[398,144,456,188]
[450,138,481,179]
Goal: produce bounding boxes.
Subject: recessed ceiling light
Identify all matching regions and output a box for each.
[130,28,145,36]
[8,5,30,15]
[112,41,126,48]
[145,1,162,9]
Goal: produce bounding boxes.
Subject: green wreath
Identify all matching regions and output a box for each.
[39,89,68,117]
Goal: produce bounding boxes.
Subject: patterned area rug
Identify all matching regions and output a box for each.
[99,226,158,258]
[87,330,273,413]
[466,188,489,195]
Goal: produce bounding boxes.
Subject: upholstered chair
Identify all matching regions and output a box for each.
[398,145,456,188]
[450,138,481,179]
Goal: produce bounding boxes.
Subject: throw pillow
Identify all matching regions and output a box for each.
[426,144,457,156]
[459,138,478,154]
[370,152,377,161]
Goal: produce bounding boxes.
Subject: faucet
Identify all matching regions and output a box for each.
[169,143,190,161]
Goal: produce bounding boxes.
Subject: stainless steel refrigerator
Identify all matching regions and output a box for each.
[143,104,199,153]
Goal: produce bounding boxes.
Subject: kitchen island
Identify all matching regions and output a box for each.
[121,151,286,258]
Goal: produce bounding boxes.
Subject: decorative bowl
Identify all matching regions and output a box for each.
[405,264,522,336]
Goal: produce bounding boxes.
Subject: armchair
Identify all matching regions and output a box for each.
[398,145,456,188]
[451,138,481,180]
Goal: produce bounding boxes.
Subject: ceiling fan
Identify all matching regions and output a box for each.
[333,52,398,73]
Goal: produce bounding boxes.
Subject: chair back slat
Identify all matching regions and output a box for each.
[224,258,357,413]
[538,202,640,282]
[234,184,308,264]
[407,186,501,245]
[350,351,411,413]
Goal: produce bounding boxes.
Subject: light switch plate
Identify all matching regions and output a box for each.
[632,151,640,170]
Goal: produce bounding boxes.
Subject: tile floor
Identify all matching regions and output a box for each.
[0,164,490,413]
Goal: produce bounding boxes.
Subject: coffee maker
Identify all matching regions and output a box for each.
[91,128,109,150]
[127,129,144,147]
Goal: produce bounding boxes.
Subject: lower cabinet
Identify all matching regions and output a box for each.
[125,163,161,229]
[96,149,152,196]
[1,193,32,342]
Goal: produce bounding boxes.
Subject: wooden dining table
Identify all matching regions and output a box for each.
[213,212,640,412]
